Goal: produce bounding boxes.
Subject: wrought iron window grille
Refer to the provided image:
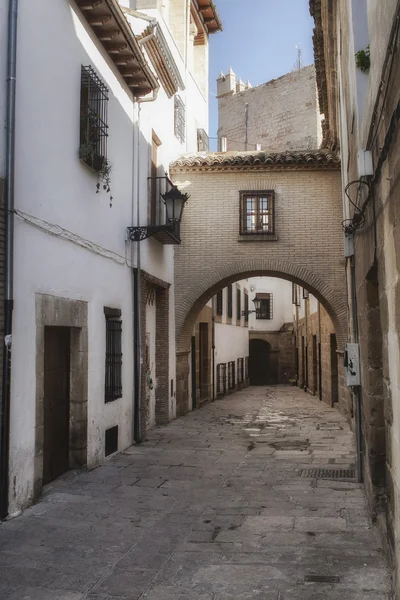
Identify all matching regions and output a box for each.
[256,294,274,320]
[245,357,249,380]
[244,294,249,322]
[80,65,109,172]
[174,95,185,144]
[104,307,122,403]
[227,285,233,318]
[236,288,241,321]
[216,290,223,316]
[217,363,227,395]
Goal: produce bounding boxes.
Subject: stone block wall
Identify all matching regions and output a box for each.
[217,65,321,152]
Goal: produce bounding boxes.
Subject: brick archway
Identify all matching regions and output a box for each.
[175,259,347,353]
[171,150,347,415]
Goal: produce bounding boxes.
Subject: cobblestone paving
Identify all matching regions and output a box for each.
[0,386,392,599]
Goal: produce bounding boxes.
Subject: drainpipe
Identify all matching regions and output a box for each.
[0,0,18,520]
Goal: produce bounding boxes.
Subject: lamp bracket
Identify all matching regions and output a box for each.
[127,225,174,242]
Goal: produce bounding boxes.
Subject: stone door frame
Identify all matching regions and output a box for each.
[34,294,88,499]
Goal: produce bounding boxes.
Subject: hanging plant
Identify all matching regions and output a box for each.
[96,159,114,208]
[355,45,370,73]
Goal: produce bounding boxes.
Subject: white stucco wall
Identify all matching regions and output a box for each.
[7,0,211,512]
[247,277,293,332]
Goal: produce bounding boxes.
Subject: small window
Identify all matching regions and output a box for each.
[216,290,223,316]
[240,190,275,235]
[80,65,109,172]
[105,425,118,456]
[174,95,185,143]
[256,293,273,320]
[217,363,227,395]
[104,307,122,403]
[227,285,233,319]
[237,289,241,321]
[228,361,236,389]
[244,294,249,323]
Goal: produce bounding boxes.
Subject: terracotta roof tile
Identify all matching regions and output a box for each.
[170,150,340,171]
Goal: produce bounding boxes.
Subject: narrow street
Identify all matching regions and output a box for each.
[0,386,391,600]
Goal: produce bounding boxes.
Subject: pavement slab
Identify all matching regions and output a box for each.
[0,385,393,599]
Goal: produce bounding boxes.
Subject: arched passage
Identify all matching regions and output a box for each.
[176,261,347,353]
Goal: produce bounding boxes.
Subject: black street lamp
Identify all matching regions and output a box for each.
[127,185,190,245]
[242,296,261,317]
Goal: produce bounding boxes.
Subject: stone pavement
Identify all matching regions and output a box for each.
[0,386,392,599]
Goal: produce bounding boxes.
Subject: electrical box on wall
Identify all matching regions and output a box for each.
[344,232,354,257]
[357,150,373,177]
[344,343,361,387]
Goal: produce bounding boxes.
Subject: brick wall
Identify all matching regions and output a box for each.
[217,66,321,152]
[171,166,347,354]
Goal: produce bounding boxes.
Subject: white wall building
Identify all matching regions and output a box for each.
[0,0,221,516]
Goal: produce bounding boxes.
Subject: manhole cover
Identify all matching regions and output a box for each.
[299,468,356,481]
[304,575,340,583]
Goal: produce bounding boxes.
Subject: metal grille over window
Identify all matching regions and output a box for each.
[227,285,233,318]
[104,308,122,403]
[217,363,227,395]
[292,283,298,305]
[216,290,223,316]
[240,190,275,235]
[245,357,249,380]
[256,293,273,320]
[237,289,241,321]
[228,361,236,389]
[244,294,249,322]
[237,358,244,383]
[174,95,185,143]
[80,65,109,172]
[197,128,209,151]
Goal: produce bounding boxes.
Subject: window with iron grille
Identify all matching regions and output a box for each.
[104,307,122,403]
[237,358,244,383]
[80,65,109,172]
[217,363,227,395]
[240,190,275,235]
[216,290,223,316]
[244,294,249,323]
[256,293,273,320]
[228,361,236,389]
[236,288,241,321]
[227,285,233,318]
[174,95,185,143]
[303,287,309,299]
[245,357,249,380]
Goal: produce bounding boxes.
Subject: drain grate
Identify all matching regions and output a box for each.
[304,575,340,583]
[300,468,356,481]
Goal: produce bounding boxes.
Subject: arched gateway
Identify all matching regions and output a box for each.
[170,150,347,413]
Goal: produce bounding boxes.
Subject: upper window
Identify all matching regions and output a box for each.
[174,95,185,144]
[104,307,122,403]
[80,66,109,172]
[240,191,275,235]
[236,288,241,321]
[227,285,233,319]
[256,293,273,320]
[216,290,223,316]
[244,294,249,323]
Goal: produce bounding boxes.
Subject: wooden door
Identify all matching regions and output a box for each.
[43,327,70,485]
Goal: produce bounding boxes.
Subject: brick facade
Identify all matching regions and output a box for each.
[171,163,347,354]
[217,66,321,152]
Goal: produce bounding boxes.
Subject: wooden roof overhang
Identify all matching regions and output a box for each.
[75,0,158,97]
[139,25,185,99]
[194,0,222,36]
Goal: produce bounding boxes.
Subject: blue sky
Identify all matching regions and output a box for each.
[208,0,315,149]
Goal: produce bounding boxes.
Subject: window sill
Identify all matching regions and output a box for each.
[238,234,278,242]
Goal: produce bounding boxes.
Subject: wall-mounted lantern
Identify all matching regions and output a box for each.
[127,185,190,245]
